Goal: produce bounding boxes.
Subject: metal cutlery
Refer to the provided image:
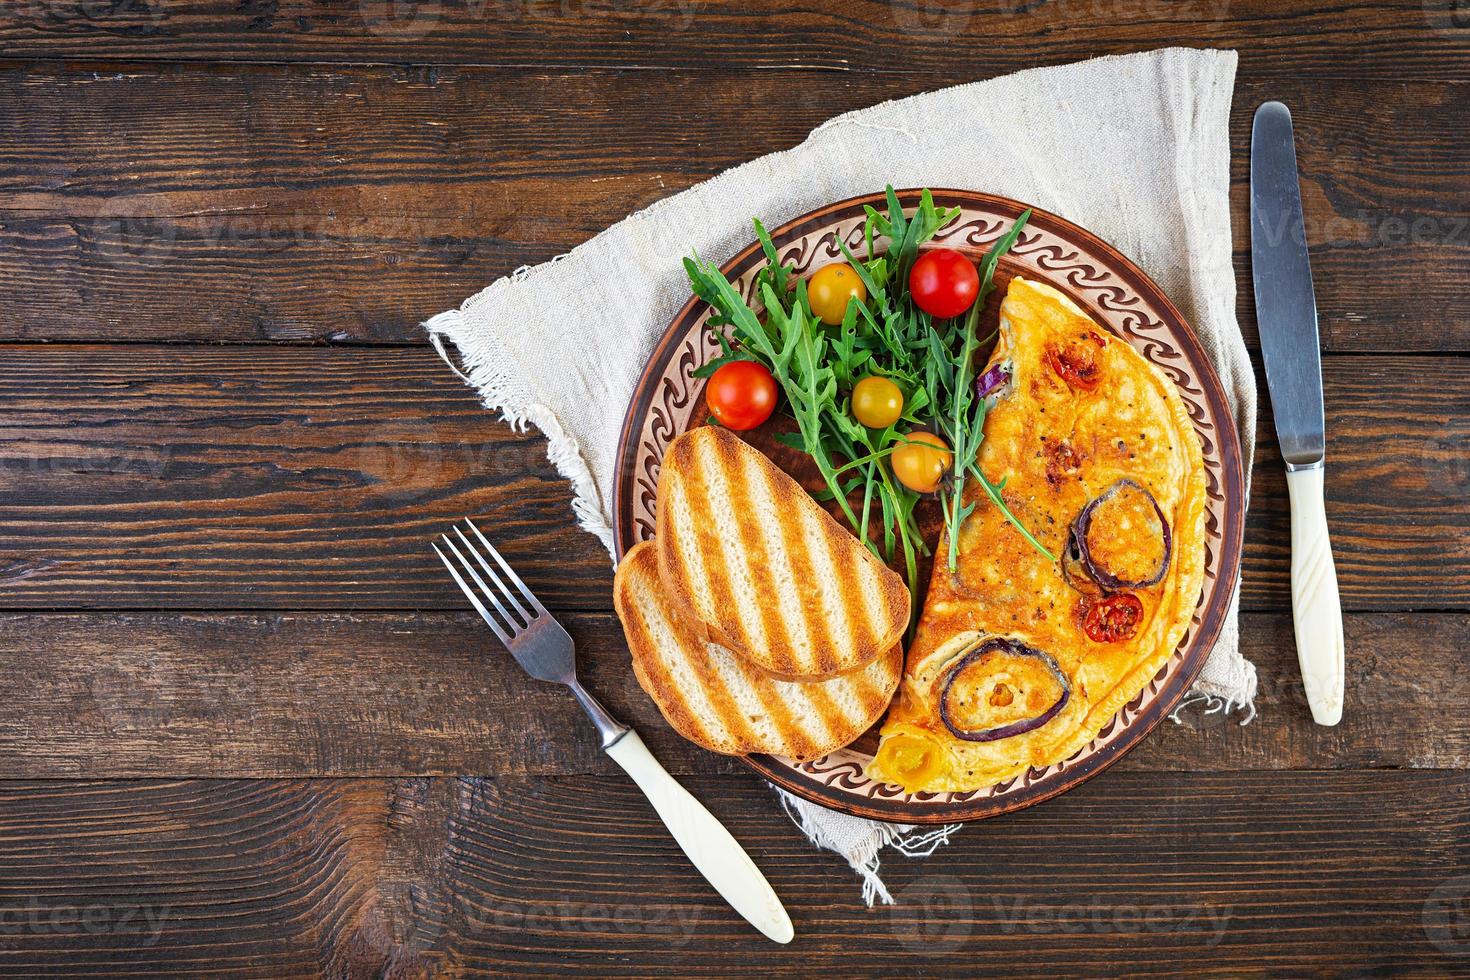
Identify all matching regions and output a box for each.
[1250,100,1346,726]
[433,519,794,943]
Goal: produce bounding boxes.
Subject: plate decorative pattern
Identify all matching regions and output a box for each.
[613,189,1245,823]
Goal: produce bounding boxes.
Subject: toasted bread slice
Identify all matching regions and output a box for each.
[616,542,901,761]
[655,426,909,680]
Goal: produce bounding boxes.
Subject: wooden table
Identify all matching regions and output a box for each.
[0,2,1466,974]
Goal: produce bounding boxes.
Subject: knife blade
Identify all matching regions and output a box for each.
[1250,100,1345,725]
[1251,100,1325,468]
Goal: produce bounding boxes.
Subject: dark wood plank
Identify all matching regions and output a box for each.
[1230,80,1470,353]
[448,771,1470,976]
[0,610,739,779]
[0,346,1464,612]
[0,779,384,977]
[1247,352,1470,611]
[1,65,1464,350]
[0,609,1462,777]
[0,344,615,611]
[0,772,1463,975]
[0,0,1463,76]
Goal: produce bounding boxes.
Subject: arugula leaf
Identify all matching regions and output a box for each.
[830,303,870,389]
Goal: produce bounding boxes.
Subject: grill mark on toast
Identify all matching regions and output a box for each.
[725,439,795,673]
[790,674,841,755]
[745,659,813,758]
[634,622,715,750]
[618,556,721,751]
[701,639,776,754]
[797,511,862,669]
[746,445,821,677]
[685,435,767,655]
[693,638,763,753]
[855,557,887,650]
[764,449,846,675]
[766,682,822,761]
[641,554,735,752]
[852,645,901,712]
[863,547,909,654]
[758,678,817,764]
[660,462,713,633]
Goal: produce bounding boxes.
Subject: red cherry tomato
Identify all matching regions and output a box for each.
[1045,333,1107,391]
[1082,593,1145,643]
[706,360,778,431]
[908,248,980,319]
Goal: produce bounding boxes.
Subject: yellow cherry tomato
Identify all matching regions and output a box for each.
[873,731,944,793]
[806,262,867,326]
[851,376,904,429]
[891,431,952,493]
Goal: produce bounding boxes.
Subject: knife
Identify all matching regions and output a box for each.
[1250,100,1345,726]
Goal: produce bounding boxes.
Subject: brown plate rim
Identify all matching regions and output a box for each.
[612,188,1246,824]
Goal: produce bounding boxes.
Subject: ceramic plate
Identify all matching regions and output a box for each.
[613,189,1245,823]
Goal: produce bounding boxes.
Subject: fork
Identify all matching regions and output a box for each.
[433,519,794,944]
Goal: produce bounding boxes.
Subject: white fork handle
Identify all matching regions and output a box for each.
[605,731,794,943]
[1286,466,1345,725]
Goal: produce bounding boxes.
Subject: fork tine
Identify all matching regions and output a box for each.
[432,541,513,646]
[452,526,534,627]
[441,533,528,636]
[465,519,545,614]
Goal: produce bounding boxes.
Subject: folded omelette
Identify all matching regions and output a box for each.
[868,277,1207,794]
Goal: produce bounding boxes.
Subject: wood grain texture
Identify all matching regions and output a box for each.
[0,346,1465,612]
[0,0,1463,973]
[1,64,1465,349]
[0,0,1465,77]
[1247,353,1470,610]
[0,772,1463,976]
[0,345,614,611]
[0,780,389,977]
[0,609,1463,778]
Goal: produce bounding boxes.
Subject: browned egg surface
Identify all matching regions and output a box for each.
[868,277,1207,794]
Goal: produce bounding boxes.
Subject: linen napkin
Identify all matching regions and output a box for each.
[426,47,1257,903]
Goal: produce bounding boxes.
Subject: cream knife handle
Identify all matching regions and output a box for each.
[1285,465,1345,725]
[604,730,794,944]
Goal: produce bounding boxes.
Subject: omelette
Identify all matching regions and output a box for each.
[867,277,1207,794]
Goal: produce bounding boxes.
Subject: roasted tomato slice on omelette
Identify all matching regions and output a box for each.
[868,277,1207,794]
